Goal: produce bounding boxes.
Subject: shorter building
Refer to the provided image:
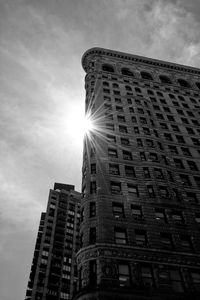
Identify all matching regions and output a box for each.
[25,183,81,300]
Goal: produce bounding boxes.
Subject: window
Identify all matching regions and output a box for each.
[109,163,120,175]
[154,168,164,179]
[176,135,185,144]
[119,125,127,133]
[90,181,96,194]
[103,88,110,94]
[155,208,166,222]
[104,103,112,110]
[91,163,96,174]
[195,213,200,223]
[143,167,150,178]
[140,152,146,161]
[143,127,150,135]
[113,83,119,89]
[123,150,132,161]
[102,64,114,73]
[171,211,184,224]
[156,113,164,120]
[185,192,197,203]
[89,227,96,244]
[111,181,121,194]
[116,106,123,112]
[132,116,137,123]
[194,176,200,187]
[121,138,130,146]
[108,148,117,158]
[179,235,193,251]
[127,98,132,104]
[118,263,131,286]
[147,185,155,197]
[90,202,96,217]
[141,71,153,80]
[106,134,116,143]
[163,106,171,113]
[127,184,139,196]
[164,133,172,141]
[181,117,189,124]
[131,205,143,220]
[115,97,121,103]
[174,158,184,169]
[149,153,158,162]
[138,108,144,114]
[192,138,200,146]
[171,124,180,132]
[115,228,127,244]
[181,147,191,156]
[160,232,173,249]
[177,78,190,88]
[160,75,171,84]
[169,93,175,99]
[112,203,124,219]
[135,229,147,246]
[137,138,143,147]
[159,186,169,198]
[173,101,179,107]
[187,161,198,171]
[104,95,111,101]
[186,127,194,134]
[103,81,109,87]
[135,87,141,93]
[106,123,114,131]
[134,126,139,134]
[117,115,125,123]
[125,166,135,178]
[121,68,134,76]
[160,123,168,130]
[140,265,153,287]
[89,260,97,286]
[196,82,200,89]
[147,89,154,95]
[191,272,200,291]
[167,115,175,122]
[140,117,147,124]
[180,174,191,186]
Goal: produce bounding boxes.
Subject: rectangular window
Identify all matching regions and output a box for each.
[168,145,178,154]
[90,202,96,217]
[181,147,191,156]
[140,152,146,161]
[131,205,143,220]
[121,138,130,145]
[174,158,184,169]
[125,166,135,178]
[111,181,121,194]
[155,208,167,223]
[119,125,127,133]
[116,106,123,112]
[89,260,97,286]
[179,174,191,186]
[160,232,173,249]
[91,163,96,174]
[137,138,143,147]
[195,213,200,223]
[89,227,96,244]
[147,185,155,197]
[112,203,124,219]
[117,115,125,123]
[143,167,150,178]
[118,263,130,286]
[176,135,185,144]
[179,235,193,251]
[135,229,147,246]
[115,228,127,244]
[194,176,200,187]
[90,181,96,194]
[127,184,139,196]
[106,134,116,143]
[106,123,114,131]
[171,210,184,224]
[185,192,197,203]
[123,150,132,161]
[191,272,200,291]
[141,265,153,287]
[187,161,198,171]
[109,164,120,175]
[154,168,164,179]
[108,148,117,158]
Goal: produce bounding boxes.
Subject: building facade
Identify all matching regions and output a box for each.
[75,48,200,299]
[25,183,81,300]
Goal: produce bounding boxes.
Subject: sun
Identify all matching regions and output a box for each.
[65,105,95,142]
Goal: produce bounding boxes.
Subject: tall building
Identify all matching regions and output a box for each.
[75,48,200,299]
[25,183,81,300]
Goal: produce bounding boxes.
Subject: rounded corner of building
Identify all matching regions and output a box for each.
[81,47,103,72]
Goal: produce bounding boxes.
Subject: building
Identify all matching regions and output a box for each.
[75,48,200,300]
[25,183,81,300]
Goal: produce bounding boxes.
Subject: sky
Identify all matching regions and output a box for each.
[1,0,200,299]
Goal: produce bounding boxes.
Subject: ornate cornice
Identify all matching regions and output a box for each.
[82,47,200,75]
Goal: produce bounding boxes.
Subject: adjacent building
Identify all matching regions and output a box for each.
[25,183,81,300]
[75,48,200,299]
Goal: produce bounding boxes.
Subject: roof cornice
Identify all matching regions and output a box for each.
[82,47,200,76]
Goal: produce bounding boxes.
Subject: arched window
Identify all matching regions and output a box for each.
[177,79,190,88]
[121,68,134,77]
[159,75,171,84]
[103,81,109,87]
[125,85,132,91]
[113,83,119,88]
[102,64,115,73]
[196,82,200,90]
[141,71,153,80]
